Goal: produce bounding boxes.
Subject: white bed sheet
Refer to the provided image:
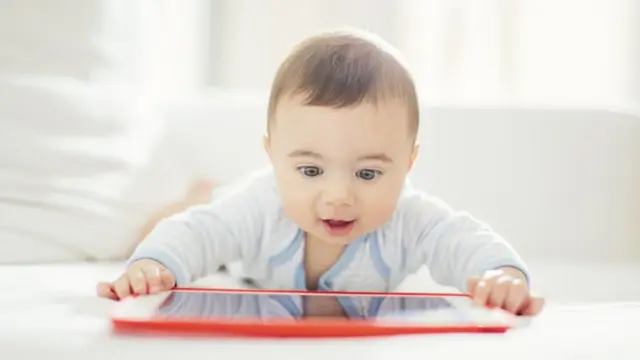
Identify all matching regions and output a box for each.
[0,263,638,360]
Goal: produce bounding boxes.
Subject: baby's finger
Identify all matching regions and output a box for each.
[96,282,119,301]
[144,265,164,293]
[128,267,148,295]
[521,296,545,316]
[488,276,510,308]
[467,276,480,296]
[503,280,528,314]
[159,268,176,291]
[113,276,133,300]
[472,279,491,306]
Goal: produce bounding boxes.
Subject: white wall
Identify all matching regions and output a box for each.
[216,0,396,89]
[212,0,640,112]
[0,0,153,83]
[159,91,640,263]
[417,107,640,263]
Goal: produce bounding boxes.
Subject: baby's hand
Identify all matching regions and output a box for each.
[96,259,176,301]
[467,267,545,316]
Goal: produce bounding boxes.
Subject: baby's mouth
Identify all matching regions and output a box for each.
[320,219,356,236]
[322,219,354,227]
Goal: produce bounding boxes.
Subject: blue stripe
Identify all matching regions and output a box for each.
[317,234,367,289]
[337,296,364,319]
[269,295,302,318]
[369,234,391,281]
[367,297,385,318]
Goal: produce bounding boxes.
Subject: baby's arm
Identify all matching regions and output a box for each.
[128,204,250,286]
[402,190,543,315]
[97,178,268,300]
[404,191,528,291]
[131,179,267,286]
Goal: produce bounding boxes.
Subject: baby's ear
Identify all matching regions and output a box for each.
[409,141,420,170]
[262,133,270,155]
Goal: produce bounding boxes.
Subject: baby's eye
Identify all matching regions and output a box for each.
[298,166,323,177]
[356,169,381,181]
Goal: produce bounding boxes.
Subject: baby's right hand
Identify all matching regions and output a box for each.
[96,259,176,301]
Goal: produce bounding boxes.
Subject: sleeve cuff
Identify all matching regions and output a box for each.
[465,259,531,292]
[127,250,191,287]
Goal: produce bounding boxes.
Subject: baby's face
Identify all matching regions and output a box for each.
[265,97,418,246]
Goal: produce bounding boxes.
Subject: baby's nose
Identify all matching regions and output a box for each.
[323,182,354,205]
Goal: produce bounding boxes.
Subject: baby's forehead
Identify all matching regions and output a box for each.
[270,100,414,154]
[273,96,411,128]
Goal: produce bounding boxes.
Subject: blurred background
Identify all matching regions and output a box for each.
[0,0,639,300]
[4,0,640,106]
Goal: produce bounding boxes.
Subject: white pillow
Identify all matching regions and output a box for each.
[0,1,187,263]
[0,75,199,263]
[0,0,150,82]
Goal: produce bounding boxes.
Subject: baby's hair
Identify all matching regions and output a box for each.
[266,28,420,137]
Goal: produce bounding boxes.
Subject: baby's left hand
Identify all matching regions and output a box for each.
[467,267,545,316]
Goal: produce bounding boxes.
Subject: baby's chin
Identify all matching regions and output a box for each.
[314,235,357,246]
[308,225,373,247]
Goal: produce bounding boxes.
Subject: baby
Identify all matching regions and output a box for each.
[98,29,544,316]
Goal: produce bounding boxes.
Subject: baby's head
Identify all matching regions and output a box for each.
[264,29,420,245]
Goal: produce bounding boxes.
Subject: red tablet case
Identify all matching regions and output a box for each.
[111,288,513,338]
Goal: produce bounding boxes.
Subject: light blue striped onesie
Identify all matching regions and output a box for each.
[129,167,529,314]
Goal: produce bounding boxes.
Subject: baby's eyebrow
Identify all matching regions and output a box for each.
[287,149,393,163]
[288,149,323,159]
[357,153,393,163]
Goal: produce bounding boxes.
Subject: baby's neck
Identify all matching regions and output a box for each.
[302,234,346,290]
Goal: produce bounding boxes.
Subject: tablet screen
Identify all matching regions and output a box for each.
[153,290,492,324]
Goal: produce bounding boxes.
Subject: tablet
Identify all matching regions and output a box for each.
[111,288,516,338]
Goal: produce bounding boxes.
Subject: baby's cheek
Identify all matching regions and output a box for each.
[361,195,398,226]
[281,194,315,223]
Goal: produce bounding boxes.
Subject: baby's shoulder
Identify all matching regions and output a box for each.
[376,179,454,241]
[391,179,453,222]
[216,168,298,259]
[213,167,279,204]
[213,167,291,225]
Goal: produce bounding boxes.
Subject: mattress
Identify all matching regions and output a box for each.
[0,263,638,360]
